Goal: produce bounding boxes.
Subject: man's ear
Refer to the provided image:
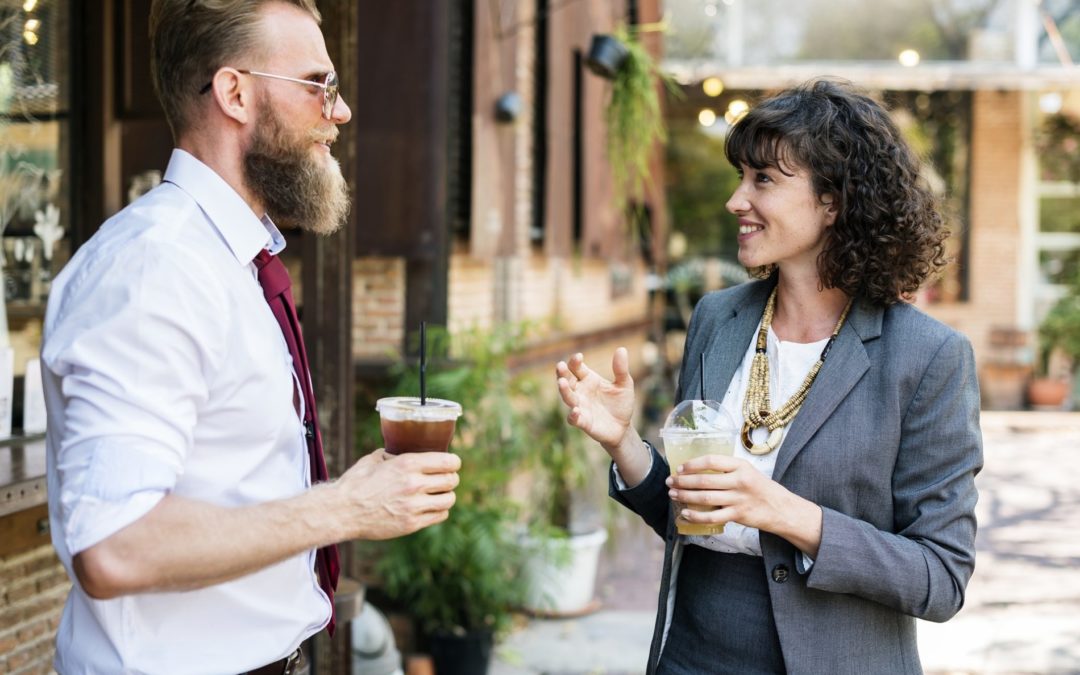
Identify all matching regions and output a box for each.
[209,68,253,125]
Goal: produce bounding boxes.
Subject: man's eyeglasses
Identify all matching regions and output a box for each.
[199,70,340,120]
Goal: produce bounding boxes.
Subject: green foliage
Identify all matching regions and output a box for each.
[1039,270,1080,374]
[664,121,740,258]
[526,397,591,533]
[376,502,528,638]
[606,26,673,210]
[1038,113,1080,184]
[361,324,537,637]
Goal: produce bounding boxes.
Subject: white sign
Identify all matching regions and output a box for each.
[23,358,46,434]
[0,347,12,438]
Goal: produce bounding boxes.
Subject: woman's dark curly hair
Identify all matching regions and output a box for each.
[724,78,950,305]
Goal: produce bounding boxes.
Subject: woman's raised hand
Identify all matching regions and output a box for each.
[555,347,636,452]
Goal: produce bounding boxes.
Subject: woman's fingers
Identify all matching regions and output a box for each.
[557,376,578,408]
[679,506,736,524]
[611,347,633,387]
[567,352,594,382]
[555,360,577,387]
[677,454,741,474]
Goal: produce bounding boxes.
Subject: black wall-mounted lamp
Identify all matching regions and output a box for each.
[495,92,522,123]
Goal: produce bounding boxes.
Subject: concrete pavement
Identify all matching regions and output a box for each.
[491,411,1080,675]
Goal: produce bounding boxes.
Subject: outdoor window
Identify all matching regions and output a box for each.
[1035,99,1080,317]
[0,0,69,438]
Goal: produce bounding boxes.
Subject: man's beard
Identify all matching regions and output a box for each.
[243,104,350,236]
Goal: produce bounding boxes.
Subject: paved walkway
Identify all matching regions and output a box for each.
[491,412,1080,675]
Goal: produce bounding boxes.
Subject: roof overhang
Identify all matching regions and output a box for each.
[664,60,1080,91]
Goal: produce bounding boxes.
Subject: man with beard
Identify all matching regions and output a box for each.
[39,2,461,673]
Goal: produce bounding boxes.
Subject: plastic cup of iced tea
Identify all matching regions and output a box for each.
[659,400,737,536]
[375,397,462,454]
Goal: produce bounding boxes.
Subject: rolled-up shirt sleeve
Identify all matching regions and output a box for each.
[43,240,227,555]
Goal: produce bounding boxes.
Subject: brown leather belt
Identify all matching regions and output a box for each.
[243,648,305,675]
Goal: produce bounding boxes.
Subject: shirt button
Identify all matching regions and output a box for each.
[771,564,789,583]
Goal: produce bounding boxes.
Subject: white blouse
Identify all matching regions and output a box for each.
[686,323,829,556]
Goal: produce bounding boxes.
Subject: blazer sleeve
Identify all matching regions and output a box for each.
[605,292,721,539]
[608,442,672,539]
[805,331,983,622]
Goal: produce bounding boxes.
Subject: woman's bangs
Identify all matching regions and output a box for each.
[725,120,789,172]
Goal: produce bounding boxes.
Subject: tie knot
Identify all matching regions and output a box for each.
[254,249,274,269]
[254,249,290,300]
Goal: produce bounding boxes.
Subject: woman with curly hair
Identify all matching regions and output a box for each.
[555,79,982,674]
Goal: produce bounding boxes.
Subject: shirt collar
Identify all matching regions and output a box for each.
[162,149,287,264]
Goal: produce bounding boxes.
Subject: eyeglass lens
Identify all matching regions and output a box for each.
[322,72,339,119]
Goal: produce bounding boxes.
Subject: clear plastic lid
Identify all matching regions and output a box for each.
[375,397,463,422]
[659,399,736,438]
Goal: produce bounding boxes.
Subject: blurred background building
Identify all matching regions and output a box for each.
[661,0,1080,411]
[2,0,1080,673]
[0,0,665,672]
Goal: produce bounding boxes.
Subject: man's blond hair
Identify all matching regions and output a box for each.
[150,0,321,139]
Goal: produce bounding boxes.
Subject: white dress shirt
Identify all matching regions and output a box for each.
[42,149,330,674]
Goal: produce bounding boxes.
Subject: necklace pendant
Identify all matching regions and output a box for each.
[741,422,783,455]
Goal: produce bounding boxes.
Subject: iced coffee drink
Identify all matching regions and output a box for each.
[376,397,462,454]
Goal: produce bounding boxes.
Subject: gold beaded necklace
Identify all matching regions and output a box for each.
[740,287,854,455]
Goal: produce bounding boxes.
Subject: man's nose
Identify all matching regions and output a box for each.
[332,95,352,124]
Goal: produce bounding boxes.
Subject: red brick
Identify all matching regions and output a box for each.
[35,571,69,594]
[16,618,48,642]
[0,563,26,586]
[6,580,36,603]
[6,648,31,671]
[23,555,59,576]
[0,632,17,653]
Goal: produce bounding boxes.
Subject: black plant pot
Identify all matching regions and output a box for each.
[429,631,493,675]
[585,34,629,79]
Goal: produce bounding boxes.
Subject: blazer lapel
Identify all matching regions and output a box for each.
[771,299,882,483]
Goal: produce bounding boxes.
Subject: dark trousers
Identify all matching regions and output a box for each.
[656,547,786,674]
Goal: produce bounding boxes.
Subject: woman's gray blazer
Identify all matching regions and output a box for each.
[611,278,983,674]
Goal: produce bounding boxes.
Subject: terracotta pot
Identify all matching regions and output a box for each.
[1027,377,1070,409]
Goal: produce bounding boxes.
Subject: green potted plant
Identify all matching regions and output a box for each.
[595,25,671,211]
[360,325,535,674]
[376,502,527,674]
[518,396,608,616]
[1031,272,1080,409]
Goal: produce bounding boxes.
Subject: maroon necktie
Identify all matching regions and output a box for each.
[254,249,340,635]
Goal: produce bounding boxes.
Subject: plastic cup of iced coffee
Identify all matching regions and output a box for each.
[659,400,737,536]
[376,397,462,455]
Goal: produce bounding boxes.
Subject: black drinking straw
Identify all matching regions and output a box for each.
[420,321,427,406]
[700,353,706,400]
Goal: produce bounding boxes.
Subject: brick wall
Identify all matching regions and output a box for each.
[445,252,650,338]
[447,255,496,334]
[0,544,69,675]
[922,89,1033,406]
[352,257,406,361]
